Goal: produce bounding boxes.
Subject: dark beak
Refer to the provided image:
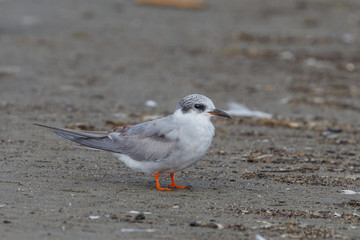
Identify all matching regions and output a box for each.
[208,108,232,119]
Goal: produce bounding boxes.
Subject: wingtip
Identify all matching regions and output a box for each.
[33,123,66,133]
[33,123,55,130]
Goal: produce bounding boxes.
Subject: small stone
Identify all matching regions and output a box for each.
[134,213,145,220]
[189,221,198,226]
[345,63,355,72]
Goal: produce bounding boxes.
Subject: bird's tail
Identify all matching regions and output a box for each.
[34,123,117,152]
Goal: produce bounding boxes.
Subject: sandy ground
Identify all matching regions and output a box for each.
[1,0,360,239]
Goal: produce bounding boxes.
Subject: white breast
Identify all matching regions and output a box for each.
[166,110,215,172]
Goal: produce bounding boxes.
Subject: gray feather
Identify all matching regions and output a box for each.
[53,130,117,153]
[35,116,179,162]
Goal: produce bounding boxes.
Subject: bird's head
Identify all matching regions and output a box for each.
[176,94,232,119]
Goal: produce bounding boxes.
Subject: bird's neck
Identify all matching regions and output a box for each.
[173,110,215,137]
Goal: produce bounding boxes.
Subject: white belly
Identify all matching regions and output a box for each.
[113,118,215,174]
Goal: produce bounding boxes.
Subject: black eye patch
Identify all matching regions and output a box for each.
[194,104,205,111]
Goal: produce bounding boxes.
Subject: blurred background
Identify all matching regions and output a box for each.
[1,1,360,239]
[0,0,360,124]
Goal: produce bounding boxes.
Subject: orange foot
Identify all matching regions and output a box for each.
[156,186,173,191]
[169,173,187,189]
[155,173,173,191]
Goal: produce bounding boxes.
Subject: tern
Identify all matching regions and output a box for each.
[35,94,231,191]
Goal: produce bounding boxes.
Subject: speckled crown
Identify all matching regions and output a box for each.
[176,94,214,112]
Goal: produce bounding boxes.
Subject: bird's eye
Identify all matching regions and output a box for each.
[194,104,205,110]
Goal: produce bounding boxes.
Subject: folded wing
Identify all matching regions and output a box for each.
[35,116,179,162]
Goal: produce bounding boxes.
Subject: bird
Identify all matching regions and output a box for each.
[35,94,231,191]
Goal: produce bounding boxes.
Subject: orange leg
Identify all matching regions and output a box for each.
[169,173,187,189]
[155,173,172,191]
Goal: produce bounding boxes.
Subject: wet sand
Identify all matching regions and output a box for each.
[0,0,359,239]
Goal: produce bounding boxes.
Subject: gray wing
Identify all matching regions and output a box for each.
[34,123,116,152]
[35,116,179,162]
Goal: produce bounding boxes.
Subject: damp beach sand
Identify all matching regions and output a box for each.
[0,0,359,239]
